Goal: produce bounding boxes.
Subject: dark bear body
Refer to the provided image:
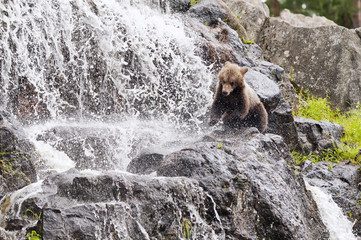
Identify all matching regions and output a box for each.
[209,62,268,133]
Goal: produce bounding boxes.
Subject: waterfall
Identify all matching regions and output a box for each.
[305,182,357,240]
[0,0,214,172]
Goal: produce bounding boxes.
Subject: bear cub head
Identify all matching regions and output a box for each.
[218,61,248,96]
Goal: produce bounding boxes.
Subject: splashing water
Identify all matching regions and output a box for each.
[305,182,357,240]
[0,0,214,172]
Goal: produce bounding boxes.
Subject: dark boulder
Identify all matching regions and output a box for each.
[258,10,361,111]
[127,153,164,175]
[139,130,329,239]
[294,116,344,154]
[2,169,223,239]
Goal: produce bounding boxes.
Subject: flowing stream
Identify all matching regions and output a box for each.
[305,182,357,240]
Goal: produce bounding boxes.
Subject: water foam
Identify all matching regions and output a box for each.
[305,182,357,240]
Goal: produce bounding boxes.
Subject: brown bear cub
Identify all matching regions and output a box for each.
[209,62,268,133]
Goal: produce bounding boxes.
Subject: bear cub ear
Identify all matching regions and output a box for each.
[224,61,232,66]
[239,67,248,76]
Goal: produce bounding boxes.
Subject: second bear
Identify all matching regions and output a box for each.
[209,62,268,133]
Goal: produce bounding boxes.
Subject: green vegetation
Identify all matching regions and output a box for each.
[181,218,192,239]
[265,0,358,28]
[25,230,42,240]
[216,142,224,151]
[293,91,361,164]
[241,36,255,45]
[0,150,31,188]
[190,0,201,7]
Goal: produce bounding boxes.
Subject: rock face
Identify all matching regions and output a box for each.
[154,130,330,239]
[1,130,329,239]
[279,9,337,28]
[294,116,344,154]
[223,0,270,42]
[258,10,361,110]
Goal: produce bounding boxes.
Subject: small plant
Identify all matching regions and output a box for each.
[216,142,224,151]
[190,0,201,6]
[25,209,42,220]
[327,164,333,171]
[241,36,255,44]
[25,230,42,240]
[181,218,192,239]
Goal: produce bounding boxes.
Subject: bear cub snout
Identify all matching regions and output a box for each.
[209,61,268,133]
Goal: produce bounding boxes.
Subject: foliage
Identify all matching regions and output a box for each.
[293,92,361,164]
[265,0,358,28]
[190,0,201,7]
[181,218,192,239]
[25,230,42,240]
[216,142,224,150]
[295,90,339,122]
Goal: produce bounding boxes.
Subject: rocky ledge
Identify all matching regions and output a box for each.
[1,128,331,239]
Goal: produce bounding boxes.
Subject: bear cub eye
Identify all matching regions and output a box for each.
[230,82,235,86]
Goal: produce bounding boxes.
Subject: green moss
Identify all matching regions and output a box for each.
[0,150,31,189]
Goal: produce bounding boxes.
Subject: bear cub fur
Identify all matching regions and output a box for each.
[209,62,268,133]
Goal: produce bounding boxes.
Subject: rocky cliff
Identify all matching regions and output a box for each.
[258,9,361,110]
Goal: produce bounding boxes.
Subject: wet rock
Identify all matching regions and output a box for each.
[163,0,191,12]
[303,161,361,235]
[294,116,344,154]
[156,130,329,239]
[245,69,281,111]
[36,126,123,170]
[258,10,361,111]
[127,153,164,175]
[2,169,223,239]
[1,131,330,239]
[0,126,37,199]
[267,99,301,151]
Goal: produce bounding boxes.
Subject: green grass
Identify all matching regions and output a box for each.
[293,92,361,164]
